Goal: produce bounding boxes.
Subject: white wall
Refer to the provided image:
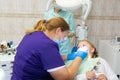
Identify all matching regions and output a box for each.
[0,0,48,45]
[0,0,120,48]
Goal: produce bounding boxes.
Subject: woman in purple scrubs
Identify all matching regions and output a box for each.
[11,17,87,80]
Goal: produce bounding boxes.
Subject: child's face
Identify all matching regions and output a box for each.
[78,41,90,49]
[78,41,94,57]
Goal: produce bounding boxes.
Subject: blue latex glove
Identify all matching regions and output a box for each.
[76,51,87,60]
[67,51,87,60]
[67,52,76,60]
[71,46,78,53]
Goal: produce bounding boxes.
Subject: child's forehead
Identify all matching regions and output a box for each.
[79,41,88,44]
[78,43,85,46]
[78,41,90,46]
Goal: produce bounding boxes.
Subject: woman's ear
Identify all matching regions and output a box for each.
[54,27,61,39]
[55,27,61,34]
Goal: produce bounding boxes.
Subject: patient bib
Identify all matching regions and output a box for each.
[77,58,99,74]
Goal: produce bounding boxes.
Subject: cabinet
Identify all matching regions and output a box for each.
[0,53,15,80]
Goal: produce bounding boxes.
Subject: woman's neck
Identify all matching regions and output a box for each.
[44,30,55,40]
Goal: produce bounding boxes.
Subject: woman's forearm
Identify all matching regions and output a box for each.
[67,57,82,79]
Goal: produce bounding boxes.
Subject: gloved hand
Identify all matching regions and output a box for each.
[71,46,78,53]
[67,51,87,60]
[76,51,87,60]
[67,52,76,60]
[76,46,88,60]
[67,46,88,60]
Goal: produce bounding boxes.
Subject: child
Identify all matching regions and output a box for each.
[66,40,119,80]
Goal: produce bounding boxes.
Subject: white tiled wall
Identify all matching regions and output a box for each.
[0,0,120,48]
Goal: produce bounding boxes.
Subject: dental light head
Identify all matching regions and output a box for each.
[55,0,82,11]
[46,0,92,25]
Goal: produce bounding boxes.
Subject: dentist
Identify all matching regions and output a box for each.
[11,17,87,80]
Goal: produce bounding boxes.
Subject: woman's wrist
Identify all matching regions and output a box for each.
[61,55,67,61]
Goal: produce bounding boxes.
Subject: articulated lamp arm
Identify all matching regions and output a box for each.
[81,0,92,25]
[45,0,53,11]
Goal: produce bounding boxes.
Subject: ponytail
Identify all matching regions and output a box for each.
[26,17,69,34]
[26,19,47,34]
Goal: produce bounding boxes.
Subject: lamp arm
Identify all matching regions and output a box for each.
[46,0,53,11]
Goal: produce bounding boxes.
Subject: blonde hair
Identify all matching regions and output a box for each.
[26,17,69,34]
[79,40,99,58]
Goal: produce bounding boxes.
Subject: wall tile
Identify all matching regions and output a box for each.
[0,0,120,48]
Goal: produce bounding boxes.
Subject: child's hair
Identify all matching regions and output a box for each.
[80,40,99,58]
[26,17,69,34]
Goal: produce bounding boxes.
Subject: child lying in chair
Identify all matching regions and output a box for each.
[66,40,119,80]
